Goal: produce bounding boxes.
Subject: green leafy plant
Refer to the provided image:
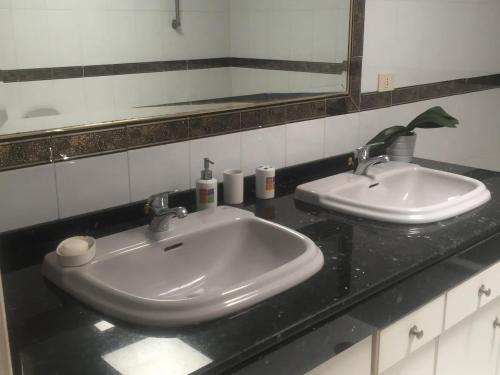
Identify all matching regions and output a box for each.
[367,106,459,154]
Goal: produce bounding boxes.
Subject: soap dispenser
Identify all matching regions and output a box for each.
[196,158,217,210]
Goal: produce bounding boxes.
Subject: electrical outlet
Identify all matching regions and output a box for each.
[378,73,394,92]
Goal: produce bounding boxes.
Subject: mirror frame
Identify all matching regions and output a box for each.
[0,0,365,171]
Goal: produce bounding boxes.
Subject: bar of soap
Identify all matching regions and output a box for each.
[59,237,89,256]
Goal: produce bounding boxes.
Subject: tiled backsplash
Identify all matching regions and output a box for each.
[2,87,500,232]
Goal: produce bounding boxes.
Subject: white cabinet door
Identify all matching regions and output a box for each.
[436,296,500,375]
[378,295,445,373]
[0,274,12,375]
[306,336,372,375]
[381,340,436,375]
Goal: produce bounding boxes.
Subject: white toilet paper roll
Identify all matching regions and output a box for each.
[223,169,244,204]
[256,165,275,199]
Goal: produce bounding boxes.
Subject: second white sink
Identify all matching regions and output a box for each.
[295,162,491,224]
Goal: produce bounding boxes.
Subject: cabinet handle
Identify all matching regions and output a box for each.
[479,285,492,297]
[494,318,500,329]
[410,325,424,339]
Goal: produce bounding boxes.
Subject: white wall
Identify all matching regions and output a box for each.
[229,0,349,63]
[362,0,500,92]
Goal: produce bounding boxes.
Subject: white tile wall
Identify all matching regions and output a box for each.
[241,125,286,175]
[187,68,232,102]
[189,133,241,188]
[285,119,325,166]
[229,0,349,62]
[0,0,231,69]
[0,9,16,69]
[12,9,51,68]
[129,141,190,201]
[55,152,130,218]
[47,9,82,67]
[0,164,58,232]
[324,113,360,157]
[362,0,500,93]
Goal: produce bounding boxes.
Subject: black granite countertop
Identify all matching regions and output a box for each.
[2,158,500,375]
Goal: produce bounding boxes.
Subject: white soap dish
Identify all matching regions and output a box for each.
[56,236,96,267]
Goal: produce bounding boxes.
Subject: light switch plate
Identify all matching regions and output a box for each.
[378,73,394,92]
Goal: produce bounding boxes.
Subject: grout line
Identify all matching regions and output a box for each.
[125,150,132,205]
[52,160,62,220]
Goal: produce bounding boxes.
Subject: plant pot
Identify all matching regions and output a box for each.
[387,133,417,162]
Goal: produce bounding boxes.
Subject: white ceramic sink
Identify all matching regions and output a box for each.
[42,206,323,327]
[295,162,491,224]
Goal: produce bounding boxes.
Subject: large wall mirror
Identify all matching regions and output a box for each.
[0,0,351,137]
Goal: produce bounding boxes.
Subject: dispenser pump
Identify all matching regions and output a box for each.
[201,158,214,180]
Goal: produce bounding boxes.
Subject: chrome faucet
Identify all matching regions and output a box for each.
[145,191,188,232]
[353,143,390,176]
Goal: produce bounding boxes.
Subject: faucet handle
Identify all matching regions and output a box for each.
[354,142,385,161]
[145,190,178,215]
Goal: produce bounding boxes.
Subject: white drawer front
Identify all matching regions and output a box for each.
[306,336,372,375]
[445,261,500,330]
[378,295,445,373]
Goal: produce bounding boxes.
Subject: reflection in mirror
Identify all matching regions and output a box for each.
[0,0,351,136]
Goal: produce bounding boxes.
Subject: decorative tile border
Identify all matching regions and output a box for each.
[359,74,500,111]
[241,106,287,130]
[51,127,128,161]
[0,57,348,83]
[0,98,339,171]
[127,119,189,149]
[230,58,348,74]
[0,138,52,170]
